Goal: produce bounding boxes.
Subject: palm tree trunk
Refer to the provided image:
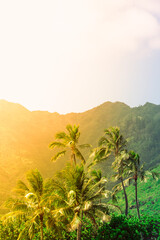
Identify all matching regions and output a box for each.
[40,214,44,240]
[71,152,76,165]
[121,177,128,216]
[77,224,82,240]
[135,179,143,239]
[77,211,83,240]
[135,179,140,219]
[73,153,76,165]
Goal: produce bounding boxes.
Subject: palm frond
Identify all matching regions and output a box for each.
[94,209,111,222]
[74,148,85,163]
[90,169,102,182]
[78,144,92,149]
[28,221,36,240]
[112,183,123,193]
[98,136,108,146]
[151,171,160,180]
[26,169,43,198]
[51,150,66,162]
[107,203,122,213]
[122,177,133,187]
[2,210,27,223]
[49,141,66,149]
[69,212,81,231]
[14,180,29,196]
[55,132,69,140]
[102,189,111,199]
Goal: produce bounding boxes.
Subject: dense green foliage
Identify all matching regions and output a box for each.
[96,215,160,240]
[1,215,160,240]
[2,162,111,239]
[1,102,160,239]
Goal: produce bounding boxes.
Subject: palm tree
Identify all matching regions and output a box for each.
[91,127,129,216]
[2,170,60,240]
[113,150,159,220]
[49,124,91,165]
[111,150,130,215]
[99,127,126,157]
[127,151,145,219]
[47,163,117,240]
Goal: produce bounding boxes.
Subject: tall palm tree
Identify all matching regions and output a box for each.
[111,150,130,215]
[113,150,159,220]
[47,163,117,240]
[2,170,60,240]
[91,127,129,216]
[49,124,91,165]
[127,151,145,219]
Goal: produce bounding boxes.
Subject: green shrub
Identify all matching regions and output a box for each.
[0,215,160,240]
[96,215,160,240]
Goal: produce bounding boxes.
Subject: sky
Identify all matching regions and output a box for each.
[0,0,160,114]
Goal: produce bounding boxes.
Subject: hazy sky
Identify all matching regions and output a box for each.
[0,0,160,113]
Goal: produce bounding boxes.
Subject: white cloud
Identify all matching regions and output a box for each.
[49,0,160,62]
[93,1,160,54]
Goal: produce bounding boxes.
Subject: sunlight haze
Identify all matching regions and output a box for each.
[0,0,160,113]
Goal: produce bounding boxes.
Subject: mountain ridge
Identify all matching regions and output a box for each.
[0,99,160,209]
[0,99,143,114]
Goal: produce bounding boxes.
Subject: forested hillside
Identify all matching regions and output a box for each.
[0,100,160,207]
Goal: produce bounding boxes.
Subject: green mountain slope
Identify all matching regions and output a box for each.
[114,164,160,217]
[0,100,160,209]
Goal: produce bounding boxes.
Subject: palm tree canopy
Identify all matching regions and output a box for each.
[90,169,102,182]
[49,124,91,164]
[112,150,130,177]
[90,127,127,166]
[101,127,126,155]
[46,163,116,233]
[2,170,63,240]
[127,151,145,181]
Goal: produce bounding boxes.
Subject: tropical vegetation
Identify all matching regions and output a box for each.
[1,100,160,209]
[0,123,160,239]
